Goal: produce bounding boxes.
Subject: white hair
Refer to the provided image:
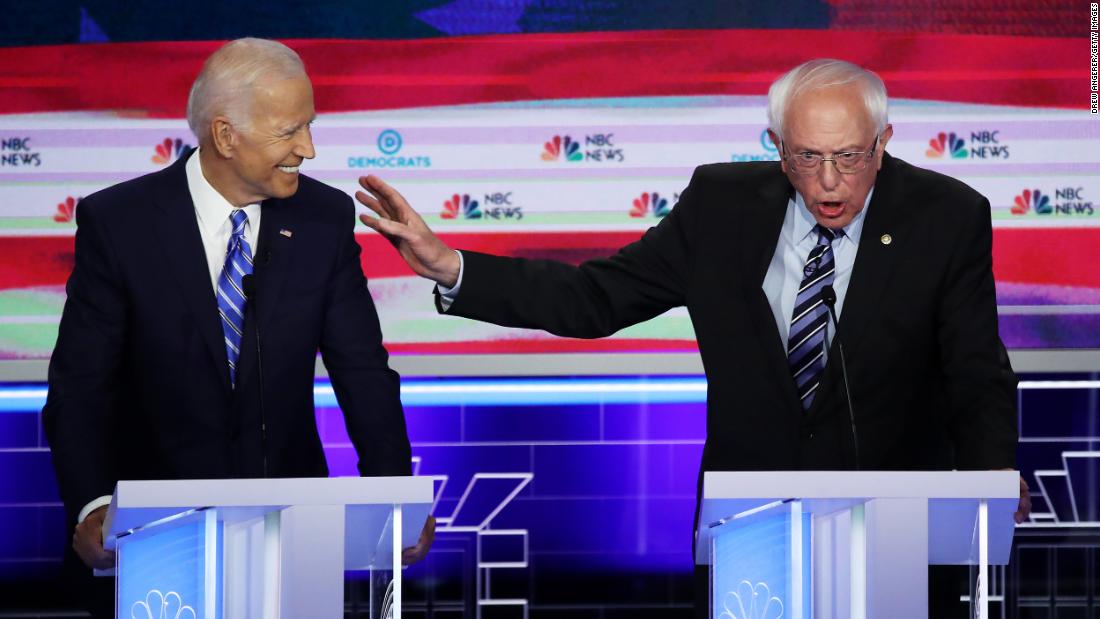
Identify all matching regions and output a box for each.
[767,59,888,139]
[186,38,306,141]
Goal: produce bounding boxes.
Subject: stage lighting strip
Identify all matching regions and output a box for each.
[1,379,1096,412]
[315,377,710,406]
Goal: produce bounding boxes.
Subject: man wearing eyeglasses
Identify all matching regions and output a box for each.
[354,58,1027,617]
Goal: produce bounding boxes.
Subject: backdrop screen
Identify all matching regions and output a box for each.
[0,2,1095,364]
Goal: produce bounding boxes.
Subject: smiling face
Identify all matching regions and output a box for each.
[215,74,316,206]
[770,84,892,230]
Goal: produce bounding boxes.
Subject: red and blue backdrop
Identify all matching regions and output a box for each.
[0,1,1097,617]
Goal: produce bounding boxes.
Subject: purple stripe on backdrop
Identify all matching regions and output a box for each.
[0,167,695,183]
[315,121,1100,144]
[1000,314,1100,348]
[891,121,1100,141]
[4,129,196,148]
[13,120,1100,148]
[918,162,1100,176]
[10,162,1100,185]
[997,282,1100,305]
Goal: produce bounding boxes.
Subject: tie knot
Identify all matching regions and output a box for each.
[815,224,842,244]
[230,209,249,236]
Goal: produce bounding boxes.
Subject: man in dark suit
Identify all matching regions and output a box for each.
[354,58,1028,615]
[43,38,432,614]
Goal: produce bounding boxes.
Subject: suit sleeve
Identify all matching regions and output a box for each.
[936,196,1018,470]
[42,198,125,517]
[445,167,705,337]
[320,197,412,477]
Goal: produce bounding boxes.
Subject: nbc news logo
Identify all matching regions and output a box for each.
[1011,188,1094,216]
[441,192,522,220]
[541,133,624,163]
[926,131,1009,160]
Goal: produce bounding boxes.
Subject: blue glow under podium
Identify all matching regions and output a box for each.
[695,471,1019,619]
[101,477,433,619]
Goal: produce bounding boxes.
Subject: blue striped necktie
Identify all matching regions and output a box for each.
[217,209,253,388]
[788,225,841,411]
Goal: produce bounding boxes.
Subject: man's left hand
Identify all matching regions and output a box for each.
[1013,473,1031,524]
[402,515,436,565]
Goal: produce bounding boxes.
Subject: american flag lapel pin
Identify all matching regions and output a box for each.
[279,229,293,238]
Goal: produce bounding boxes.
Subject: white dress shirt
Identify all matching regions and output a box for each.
[762,189,871,353]
[186,149,262,294]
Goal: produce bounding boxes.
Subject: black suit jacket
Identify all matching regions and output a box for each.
[446,154,1018,483]
[43,150,411,518]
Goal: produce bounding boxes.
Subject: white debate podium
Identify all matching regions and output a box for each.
[695,470,1019,619]
[101,476,433,619]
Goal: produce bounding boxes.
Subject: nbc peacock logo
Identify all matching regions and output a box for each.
[925,132,967,159]
[1011,189,1052,215]
[441,194,481,219]
[152,138,191,166]
[630,192,672,218]
[541,135,583,162]
[719,580,784,619]
[130,589,196,619]
[53,196,80,223]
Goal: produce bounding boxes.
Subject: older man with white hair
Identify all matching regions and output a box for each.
[44,38,433,617]
[355,58,1028,616]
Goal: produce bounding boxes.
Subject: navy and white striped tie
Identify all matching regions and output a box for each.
[217,209,253,388]
[788,225,840,411]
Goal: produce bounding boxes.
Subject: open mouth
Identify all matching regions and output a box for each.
[817,201,846,218]
[277,165,300,174]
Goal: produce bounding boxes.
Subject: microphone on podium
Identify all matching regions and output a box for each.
[821,285,860,470]
[241,273,269,477]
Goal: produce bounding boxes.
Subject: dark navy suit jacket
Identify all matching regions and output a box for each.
[43,150,411,518]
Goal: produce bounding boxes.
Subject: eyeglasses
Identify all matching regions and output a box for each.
[781,135,879,175]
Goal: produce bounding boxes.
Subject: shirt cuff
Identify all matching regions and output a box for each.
[77,495,113,524]
[435,250,464,312]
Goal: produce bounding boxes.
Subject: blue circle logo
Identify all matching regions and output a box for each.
[377,129,403,155]
[760,129,778,153]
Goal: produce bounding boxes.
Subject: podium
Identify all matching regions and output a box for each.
[102,476,433,619]
[695,471,1018,619]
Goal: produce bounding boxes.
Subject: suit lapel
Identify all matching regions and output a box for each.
[806,153,910,421]
[832,153,909,364]
[149,150,232,395]
[235,196,296,388]
[741,169,803,416]
[254,198,296,333]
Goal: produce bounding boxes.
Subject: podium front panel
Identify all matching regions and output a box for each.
[117,510,219,619]
[710,501,811,619]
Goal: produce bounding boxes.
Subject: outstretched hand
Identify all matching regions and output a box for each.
[356,175,461,288]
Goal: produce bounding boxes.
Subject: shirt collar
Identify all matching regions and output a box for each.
[185,148,261,236]
[792,187,874,246]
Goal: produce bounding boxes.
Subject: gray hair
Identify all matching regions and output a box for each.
[767,59,888,139]
[186,38,306,140]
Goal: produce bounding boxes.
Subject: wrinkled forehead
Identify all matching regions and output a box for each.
[782,88,876,149]
[245,75,315,121]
